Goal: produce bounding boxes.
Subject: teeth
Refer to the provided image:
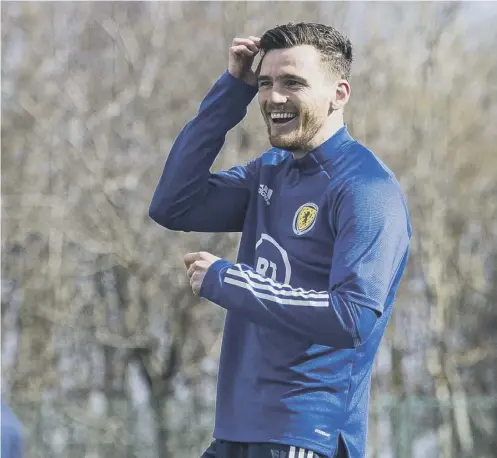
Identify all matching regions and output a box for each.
[270,113,297,120]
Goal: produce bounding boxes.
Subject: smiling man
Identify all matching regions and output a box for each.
[149,23,411,458]
[257,34,349,158]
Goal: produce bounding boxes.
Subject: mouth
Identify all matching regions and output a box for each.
[268,112,299,128]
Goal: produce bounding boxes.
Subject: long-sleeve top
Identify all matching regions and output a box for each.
[149,71,412,458]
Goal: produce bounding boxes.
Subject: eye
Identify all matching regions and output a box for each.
[258,81,271,88]
[285,80,302,89]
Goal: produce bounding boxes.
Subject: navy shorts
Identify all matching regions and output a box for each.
[200,440,326,458]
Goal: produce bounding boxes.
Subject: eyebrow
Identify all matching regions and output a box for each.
[257,73,309,85]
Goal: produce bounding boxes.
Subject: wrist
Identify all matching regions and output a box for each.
[227,69,258,88]
[199,259,233,301]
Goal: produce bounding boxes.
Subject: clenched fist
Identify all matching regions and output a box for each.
[184,251,221,296]
[228,36,261,87]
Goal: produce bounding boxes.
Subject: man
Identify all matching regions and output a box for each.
[149,22,411,458]
[1,402,23,458]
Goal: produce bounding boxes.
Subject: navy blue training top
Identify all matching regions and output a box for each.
[149,71,412,458]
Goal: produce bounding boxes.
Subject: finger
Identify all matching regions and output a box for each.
[184,252,201,268]
[232,39,259,54]
[187,261,197,279]
[248,36,261,47]
[231,45,256,58]
[191,273,201,296]
[232,37,258,47]
[190,278,198,295]
[190,259,211,277]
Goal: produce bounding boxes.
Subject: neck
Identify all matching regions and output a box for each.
[292,114,344,160]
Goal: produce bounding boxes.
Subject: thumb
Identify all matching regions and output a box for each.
[184,252,202,268]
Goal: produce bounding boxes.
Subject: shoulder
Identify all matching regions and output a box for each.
[331,140,405,202]
[329,142,409,225]
[346,140,400,182]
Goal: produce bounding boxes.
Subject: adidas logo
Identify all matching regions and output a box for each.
[258,184,273,206]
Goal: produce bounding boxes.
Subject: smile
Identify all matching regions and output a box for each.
[269,112,298,125]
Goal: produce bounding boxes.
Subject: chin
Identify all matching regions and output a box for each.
[269,135,302,152]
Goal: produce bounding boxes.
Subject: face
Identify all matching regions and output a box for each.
[257,45,347,154]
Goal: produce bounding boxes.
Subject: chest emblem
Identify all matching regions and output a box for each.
[293,203,319,235]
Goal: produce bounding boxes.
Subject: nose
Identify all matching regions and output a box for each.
[268,88,287,105]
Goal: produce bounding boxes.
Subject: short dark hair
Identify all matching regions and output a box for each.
[259,22,353,80]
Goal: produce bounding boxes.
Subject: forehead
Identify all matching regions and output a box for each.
[259,45,324,79]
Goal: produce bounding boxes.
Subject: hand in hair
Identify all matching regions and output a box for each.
[228,36,261,87]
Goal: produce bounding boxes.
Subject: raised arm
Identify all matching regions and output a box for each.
[149,37,261,233]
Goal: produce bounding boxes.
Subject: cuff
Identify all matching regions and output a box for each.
[219,70,259,100]
[199,258,234,304]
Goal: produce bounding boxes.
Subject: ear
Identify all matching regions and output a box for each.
[331,79,351,110]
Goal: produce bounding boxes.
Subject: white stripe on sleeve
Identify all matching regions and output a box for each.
[224,277,329,307]
[224,266,329,307]
[226,269,328,299]
[230,267,328,296]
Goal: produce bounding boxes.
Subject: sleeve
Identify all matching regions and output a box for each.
[148,71,259,232]
[1,403,23,458]
[199,178,411,348]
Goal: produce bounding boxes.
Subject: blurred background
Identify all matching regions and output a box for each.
[1,1,497,457]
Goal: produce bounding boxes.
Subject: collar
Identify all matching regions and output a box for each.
[289,125,354,170]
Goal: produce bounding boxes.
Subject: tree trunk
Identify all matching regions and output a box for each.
[368,364,381,458]
[427,341,453,458]
[151,395,169,458]
[437,350,474,457]
[390,344,409,458]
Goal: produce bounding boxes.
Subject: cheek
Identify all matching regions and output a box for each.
[258,91,271,106]
[300,97,328,117]
[258,93,265,109]
[316,98,332,118]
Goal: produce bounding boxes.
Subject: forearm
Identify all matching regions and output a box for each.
[149,72,258,229]
[200,260,379,349]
